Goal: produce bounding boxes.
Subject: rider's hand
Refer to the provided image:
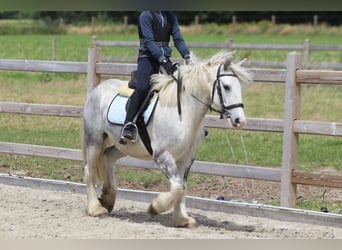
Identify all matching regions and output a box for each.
[161,58,177,75]
[184,55,191,65]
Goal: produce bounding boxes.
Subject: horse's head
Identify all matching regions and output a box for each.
[151,50,252,129]
[209,52,252,129]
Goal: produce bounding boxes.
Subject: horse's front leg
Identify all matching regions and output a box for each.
[172,158,196,228]
[149,151,196,228]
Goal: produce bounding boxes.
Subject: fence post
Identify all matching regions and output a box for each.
[87,38,101,94]
[92,35,97,47]
[124,16,128,29]
[59,17,64,28]
[303,39,310,69]
[313,14,318,27]
[51,36,56,61]
[281,51,302,208]
[232,15,237,32]
[271,15,276,25]
[91,16,96,34]
[226,39,233,51]
[194,15,199,25]
[232,15,237,25]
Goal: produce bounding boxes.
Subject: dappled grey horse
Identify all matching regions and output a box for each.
[82,51,252,228]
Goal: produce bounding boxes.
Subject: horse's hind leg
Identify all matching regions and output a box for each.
[99,145,125,213]
[84,144,108,217]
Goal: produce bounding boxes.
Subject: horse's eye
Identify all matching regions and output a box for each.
[223,85,231,91]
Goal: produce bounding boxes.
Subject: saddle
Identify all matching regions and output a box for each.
[128,70,139,89]
[107,79,158,155]
[110,65,179,155]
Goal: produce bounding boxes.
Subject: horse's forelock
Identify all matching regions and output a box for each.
[206,50,235,67]
[229,62,253,84]
[209,50,252,84]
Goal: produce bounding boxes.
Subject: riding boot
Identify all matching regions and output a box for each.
[121,92,142,142]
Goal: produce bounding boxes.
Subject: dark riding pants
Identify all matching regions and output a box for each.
[135,56,160,99]
[125,57,160,123]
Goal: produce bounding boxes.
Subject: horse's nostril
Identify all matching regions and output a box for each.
[235,118,240,124]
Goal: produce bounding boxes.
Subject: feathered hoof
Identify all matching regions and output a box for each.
[99,197,114,213]
[183,223,198,229]
[174,217,198,229]
[148,204,158,216]
[175,222,198,229]
[88,205,108,218]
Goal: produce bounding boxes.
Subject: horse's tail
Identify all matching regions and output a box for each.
[80,120,86,165]
[81,119,106,184]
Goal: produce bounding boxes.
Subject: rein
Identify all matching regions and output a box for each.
[169,64,182,120]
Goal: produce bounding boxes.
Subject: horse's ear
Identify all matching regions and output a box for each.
[236,51,250,66]
[223,58,231,71]
[236,58,248,66]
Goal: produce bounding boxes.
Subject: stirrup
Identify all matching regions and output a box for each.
[120,122,138,143]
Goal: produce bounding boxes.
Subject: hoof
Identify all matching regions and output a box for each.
[88,205,108,217]
[185,223,198,229]
[99,197,114,213]
[148,204,158,216]
[174,216,197,229]
[176,222,198,229]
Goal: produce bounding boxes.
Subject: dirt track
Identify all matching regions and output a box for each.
[1,184,341,239]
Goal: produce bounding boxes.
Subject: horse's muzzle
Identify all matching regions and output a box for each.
[233,117,246,129]
[226,108,246,129]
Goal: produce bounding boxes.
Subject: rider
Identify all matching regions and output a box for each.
[121,11,191,142]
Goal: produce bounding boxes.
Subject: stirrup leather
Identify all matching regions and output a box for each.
[120,122,138,143]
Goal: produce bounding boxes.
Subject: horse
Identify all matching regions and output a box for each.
[82,50,252,228]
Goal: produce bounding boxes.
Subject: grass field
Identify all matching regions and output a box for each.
[0,24,341,209]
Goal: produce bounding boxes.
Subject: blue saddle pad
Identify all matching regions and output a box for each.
[107,94,158,125]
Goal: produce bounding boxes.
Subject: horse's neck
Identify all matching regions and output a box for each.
[183,87,211,125]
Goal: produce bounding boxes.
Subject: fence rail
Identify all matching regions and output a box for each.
[0,44,342,209]
[1,102,341,137]
[92,37,342,70]
[0,59,87,74]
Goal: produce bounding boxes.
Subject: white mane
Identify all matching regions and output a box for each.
[151,51,252,107]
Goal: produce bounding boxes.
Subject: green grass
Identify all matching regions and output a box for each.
[1,32,342,63]
[0,28,341,210]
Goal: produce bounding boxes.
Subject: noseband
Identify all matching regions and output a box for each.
[210,64,244,118]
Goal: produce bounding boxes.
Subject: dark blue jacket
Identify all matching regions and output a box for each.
[138,11,190,63]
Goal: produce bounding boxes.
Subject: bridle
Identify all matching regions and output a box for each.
[209,64,244,118]
[174,63,244,119]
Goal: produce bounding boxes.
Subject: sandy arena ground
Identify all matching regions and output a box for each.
[0,183,341,239]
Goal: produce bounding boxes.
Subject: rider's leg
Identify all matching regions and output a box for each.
[121,91,142,141]
[121,57,158,142]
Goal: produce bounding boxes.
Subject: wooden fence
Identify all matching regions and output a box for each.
[92,36,342,70]
[0,45,342,208]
